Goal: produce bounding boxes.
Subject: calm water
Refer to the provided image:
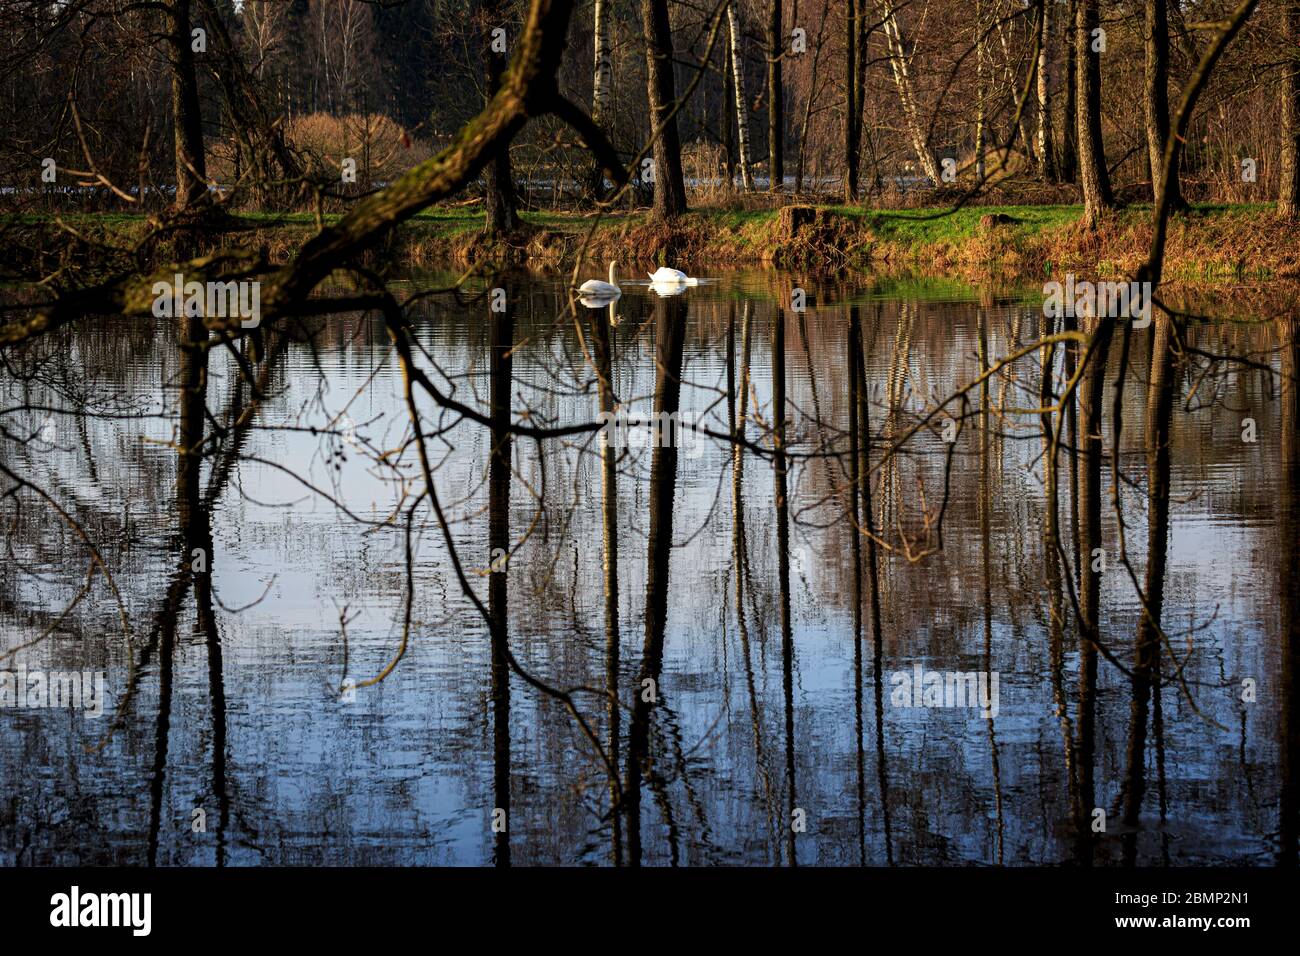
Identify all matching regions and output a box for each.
[1,269,1297,866]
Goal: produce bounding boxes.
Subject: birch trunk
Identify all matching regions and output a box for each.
[881,0,941,184]
[592,0,612,127]
[728,1,754,190]
[1038,0,1058,179]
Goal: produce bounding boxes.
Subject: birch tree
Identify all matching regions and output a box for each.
[728,0,754,190]
[1037,0,1057,179]
[881,0,941,184]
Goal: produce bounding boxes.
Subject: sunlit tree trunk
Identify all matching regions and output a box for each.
[881,0,941,183]
[1076,0,1115,225]
[1145,0,1182,209]
[1280,3,1300,217]
[589,0,613,196]
[975,3,987,181]
[1037,0,1058,180]
[728,0,755,190]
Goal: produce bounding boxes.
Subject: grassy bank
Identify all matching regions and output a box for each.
[8,202,1298,289]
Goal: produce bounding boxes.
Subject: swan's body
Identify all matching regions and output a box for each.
[578,262,621,298]
[647,267,699,286]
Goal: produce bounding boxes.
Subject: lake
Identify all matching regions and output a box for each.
[1,268,1295,866]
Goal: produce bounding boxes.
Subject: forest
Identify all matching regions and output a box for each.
[0,0,1293,274]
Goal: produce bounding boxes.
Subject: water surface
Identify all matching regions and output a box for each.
[1,269,1296,866]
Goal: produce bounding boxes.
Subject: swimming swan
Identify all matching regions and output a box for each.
[647,266,699,286]
[578,262,621,298]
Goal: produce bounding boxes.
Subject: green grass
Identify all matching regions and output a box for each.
[4,202,1284,283]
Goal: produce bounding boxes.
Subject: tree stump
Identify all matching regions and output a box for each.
[779,204,818,238]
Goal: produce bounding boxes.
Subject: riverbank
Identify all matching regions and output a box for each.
[8,202,1298,290]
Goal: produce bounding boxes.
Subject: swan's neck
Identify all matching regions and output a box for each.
[608,264,617,286]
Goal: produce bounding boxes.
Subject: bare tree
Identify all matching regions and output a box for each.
[1280,1,1300,217]
[1037,0,1057,180]
[881,0,941,184]
[483,0,519,234]
[1075,0,1114,224]
[641,0,688,217]
[165,0,208,214]
[1145,0,1182,209]
[728,0,754,190]
[767,0,784,191]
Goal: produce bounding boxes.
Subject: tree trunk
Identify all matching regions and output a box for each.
[1121,315,1175,861]
[881,0,941,184]
[488,301,514,867]
[767,0,785,191]
[589,0,614,197]
[196,0,302,211]
[723,38,737,189]
[624,294,687,865]
[1145,0,1183,209]
[641,0,688,217]
[484,6,519,234]
[975,3,987,181]
[166,0,208,213]
[1075,316,1115,855]
[1076,0,1115,225]
[591,303,622,866]
[1279,317,1300,864]
[1280,2,1300,217]
[1037,0,1058,180]
[728,1,755,190]
[844,0,860,199]
[1060,0,1079,182]
[995,12,1036,166]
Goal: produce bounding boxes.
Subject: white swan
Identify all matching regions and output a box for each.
[578,262,621,298]
[647,266,699,286]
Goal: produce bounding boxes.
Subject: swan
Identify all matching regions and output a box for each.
[578,262,621,298]
[647,266,699,286]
